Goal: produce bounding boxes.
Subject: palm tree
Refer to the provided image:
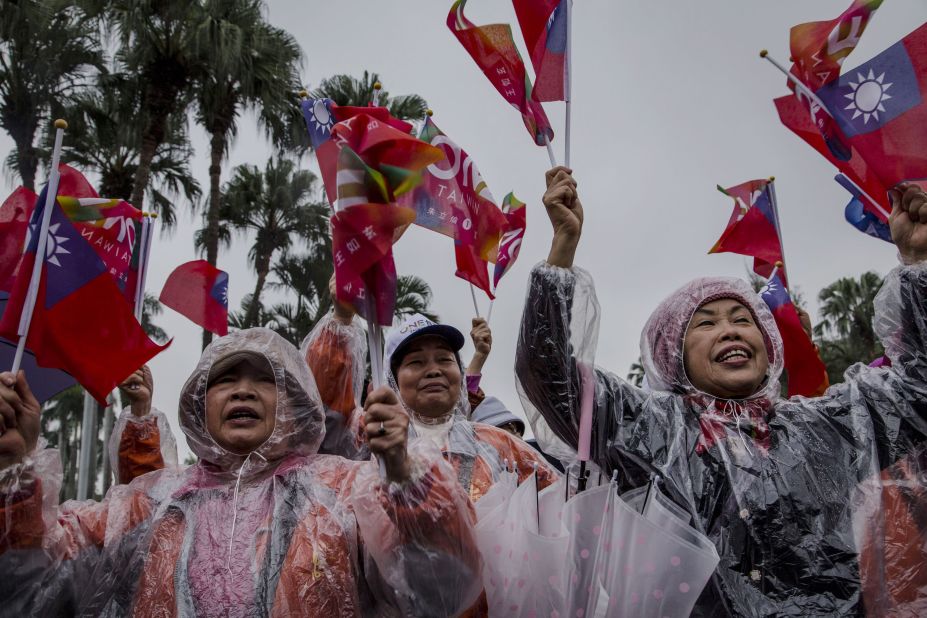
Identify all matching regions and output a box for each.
[192,0,302,303]
[45,72,200,226]
[0,0,102,190]
[394,275,439,322]
[215,157,330,329]
[100,0,203,212]
[813,271,885,384]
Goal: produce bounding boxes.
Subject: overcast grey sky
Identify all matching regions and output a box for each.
[2,1,925,461]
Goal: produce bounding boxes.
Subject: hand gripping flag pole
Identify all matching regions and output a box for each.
[11,119,68,374]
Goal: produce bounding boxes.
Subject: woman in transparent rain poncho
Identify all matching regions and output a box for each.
[515,167,927,616]
[0,327,482,616]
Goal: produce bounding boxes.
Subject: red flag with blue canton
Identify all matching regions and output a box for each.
[493,192,526,289]
[448,0,554,146]
[0,187,33,292]
[709,179,785,283]
[835,174,894,243]
[512,0,568,102]
[0,187,168,403]
[301,97,340,206]
[776,23,927,221]
[159,260,229,336]
[760,271,829,398]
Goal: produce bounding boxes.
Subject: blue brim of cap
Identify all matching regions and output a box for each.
[390,323,465,364]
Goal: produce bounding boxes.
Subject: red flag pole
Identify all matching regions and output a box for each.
[11,119,68,374]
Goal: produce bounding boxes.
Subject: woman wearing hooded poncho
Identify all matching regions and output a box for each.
[0,328,482,616]
[515,167,927,616]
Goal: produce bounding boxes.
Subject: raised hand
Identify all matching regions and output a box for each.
[0,371,41,470]
[543,166,583,268]
[119,366,153,417]
[363,386,411,482]
[889,182,927,264]
[467,317,493,376]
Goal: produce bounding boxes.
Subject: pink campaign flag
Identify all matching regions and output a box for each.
[513,0,568,102]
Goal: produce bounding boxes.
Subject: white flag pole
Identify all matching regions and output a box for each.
[11,119,68,374]
[469,284,481,318]
[372,80,382,107]
[133,214,152,321]
[564,0,573,167]
[766,177,789,280]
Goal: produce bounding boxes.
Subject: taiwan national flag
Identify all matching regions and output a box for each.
[776,23,927,221]
[0,188,168,403]
[836,174,894,243]
[0,187,34,292]
[448,0,554,146]
[760,271,829,398]
[513,0,568,102]
[301,97,340,206]
[709,179,784,282]
[159,260,229,336]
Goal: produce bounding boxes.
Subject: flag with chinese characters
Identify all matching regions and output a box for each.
[159,260,229,336]
[836,174,894,243]
[328,113,443,325]
[513,0,568,102]
[709,179,784,282]
[775,23,927,221]
[0,166,144,301]
[332,203,416,325]
[760,271,829,398]
[493,192,527,289]
[400,117,507,260]
[448,0,554,146]
[0,187,167,403]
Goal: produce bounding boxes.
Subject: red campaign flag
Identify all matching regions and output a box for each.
[512,0,568,102]
[332,203,416,326]
[455,242,494,300]
[399,117,507,261]
[448,0,554,146]
[789,0,883,90]
[493,192,527,289]
[0,188,34,292]
[159,260,229,336]
[775,23,927,222]
[0,188,167,404]
[760,271,829,398]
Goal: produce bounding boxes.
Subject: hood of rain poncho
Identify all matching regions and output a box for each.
[179,327,326,472]
[640,276,784,404]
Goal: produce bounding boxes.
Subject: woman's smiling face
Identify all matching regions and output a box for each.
[683,298,769,399]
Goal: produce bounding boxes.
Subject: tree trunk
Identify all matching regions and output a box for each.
[201,127,228,349]
[245,253,272,328]
[131,75,185,213]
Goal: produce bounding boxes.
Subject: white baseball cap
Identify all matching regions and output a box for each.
[385,313,465,370]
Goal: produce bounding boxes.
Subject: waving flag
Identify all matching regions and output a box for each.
[513,0,568,102]
[455,242,493,300]
[448,0,554,146]
[0,188,167,403]
[709,179,784,282]
[0,188,34,292]
[328,113,442,325]
[301,97,340,206]
[760,271,829,398]
[836,174,894,243]
[776,23,927,221]
[790,0,883,90]
[159,260,229,336]
[493,192,527,289]
[400,117,507,258]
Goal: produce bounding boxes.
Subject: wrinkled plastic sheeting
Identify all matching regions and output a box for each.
[0,328,482,616]
[108,406,178,484]
[516,261,927,615]
[476,470,718,617]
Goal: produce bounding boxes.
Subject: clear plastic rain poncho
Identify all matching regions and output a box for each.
[108,366,178,484]
[0,327,482,617]
[302,313,560,505]
[515,260,927,616]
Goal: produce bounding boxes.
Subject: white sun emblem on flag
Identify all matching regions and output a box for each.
[310,100,333,134]
[844,69,893,124]
[39,223,71,267]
